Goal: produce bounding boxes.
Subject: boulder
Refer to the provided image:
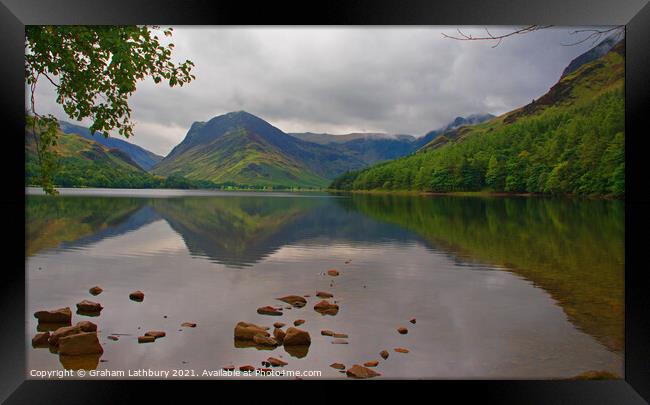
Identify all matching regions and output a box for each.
[394,347,409,353]
[144,331,166,339]
[253,334,278,347]
[397,327,408,335]
[283,327,311,346]
[293,319,305,326]
[316,291,333,298]
[380,350,389,359]
[49,324,80,346]
[89,286,103,296]
[277,295,307,308]
[267,357,288,367]
[138,335,156,343]
[273,322,285,328]
[77,321,97,332]
[283,344,309,358]
[364,360,379,367]
[321,330,335,336]
[58,332,104,355]
[314,300,339,316]
[330,363,346,370]
[257,306,282,316]
[32,332,50,347]
[326,269,340,277]
[129,290,145,301]
[234,322,270,341]
[34,307,72,324]
[273,328,286,344]
[346,364,381,379]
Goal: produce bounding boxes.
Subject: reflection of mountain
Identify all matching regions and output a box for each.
[26,196,147,256]
[346,194,624,353]
[152,196,426,268]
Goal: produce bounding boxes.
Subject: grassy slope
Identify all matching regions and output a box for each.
[332,44,625,197]
[153,128,329,188]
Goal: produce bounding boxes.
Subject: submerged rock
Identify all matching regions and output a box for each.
[34,307,72,324]
[283,327,311,346]
[267,357,288,367]
[293,319,305,326]
[59,354,101,371]
[397,327,408,335]
[331,339,348,344]
[273,328,286,344]
[316,291,333,298]
[58,332,104,355]
[346,364,381,379]
[253,334,279,347]
[49,322,97,346]
[107,335,119,341]
[330,363,346,370]
[129,290,145,301]
[257,306,283,316]
[314,300,339,316]
[89,286,103,296]
[277,295,307,307]
[409,318,417,324]
[321,330,335,336]
[144,331,166,339]
[326,269,340,277]
[283,344,309,358]
[234,322,270,341]
[333,333,348,338]
[380,350,389,359]
[181,322,197,328]
[32,332,51,347]
[364,360,379,367]
[138,335,156,343]
[394,347,409,353]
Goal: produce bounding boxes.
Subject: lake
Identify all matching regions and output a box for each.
[25,188,624,379]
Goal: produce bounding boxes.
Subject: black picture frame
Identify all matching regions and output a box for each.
[1,0,649,403]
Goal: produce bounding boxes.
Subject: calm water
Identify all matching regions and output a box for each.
[26,188,624,379]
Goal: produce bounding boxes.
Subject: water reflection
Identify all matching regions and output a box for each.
[26,190,624,365]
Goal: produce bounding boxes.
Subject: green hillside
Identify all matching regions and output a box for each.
[331,41,625,197]
[26,122,159,188]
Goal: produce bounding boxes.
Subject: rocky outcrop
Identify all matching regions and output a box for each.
[76,300,103,313]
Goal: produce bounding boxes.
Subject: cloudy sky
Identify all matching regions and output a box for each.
[31,26,613,156]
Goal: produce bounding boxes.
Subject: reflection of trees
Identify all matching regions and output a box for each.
[347,194,624,353]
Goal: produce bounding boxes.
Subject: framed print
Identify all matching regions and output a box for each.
[1,0,649,403]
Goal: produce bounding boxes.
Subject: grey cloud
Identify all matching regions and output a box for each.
[32,26,612,156]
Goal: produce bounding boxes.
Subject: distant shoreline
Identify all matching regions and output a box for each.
[326,189,624,200]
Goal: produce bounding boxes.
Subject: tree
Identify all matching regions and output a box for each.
[25,26,196,194]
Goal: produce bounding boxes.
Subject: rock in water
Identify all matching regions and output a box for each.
[364,361,379,367]
[293,319,305,326]
[314,300,339,315]
[331,339,349,344]
[380,350,389,359]
[76,300,103,313]
[239,365,255,372]
[138,335,156,343]
[89,286,103,296]
[234,322,270,341]
[129,290,145,301]
[107,336,119,341]
[283,327,311,346]
[327,269,340,277]
[48,321,96,346]
[257,306,283,316]
[316,291,334,298]
[276,295,307,307]
[330,363,346,370]
[346,364,381,379]
[273,322,285,328]
[397,327,408,335]
[273,328,286,344]
[181,322,197,328]
[394,347,410,353]
[321,330,335,336]
[267,357,288,367]
[58,332,104,355]
[32,332,51,347]
[409,318,416,324]
[34,307,72,324]
[333,333,348,338]
[253,334,279,347]
[77,321,97,332]
[144,331,166,339]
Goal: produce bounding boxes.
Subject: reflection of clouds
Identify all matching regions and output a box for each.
[79,220,187,258]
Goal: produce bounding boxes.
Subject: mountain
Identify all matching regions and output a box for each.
[331,39,625,197]
[26,121,158,188]
[289,132,415,145]
[152,111,366,188]
[561,34,621,78]
[59,121,163,170]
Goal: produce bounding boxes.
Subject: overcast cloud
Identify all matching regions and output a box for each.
[30,26,613,156]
